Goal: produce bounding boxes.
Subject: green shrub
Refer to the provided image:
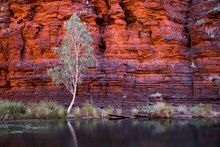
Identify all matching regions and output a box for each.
[204,104,212,113]
[131,108,139,116]
[175,105,188,114]
[153,102,174,117]
[106,105,113,115]
[142,105,154,113]
[189,105,205,117]
[28,101,67,119]
[74,104,115,118]
[81,102,98,118]
[115,108,122,115]
[0,100,27,120]
[100,109,108,118]
[73,106,81,117]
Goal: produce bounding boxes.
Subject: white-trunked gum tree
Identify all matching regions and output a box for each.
[48,14,96,114]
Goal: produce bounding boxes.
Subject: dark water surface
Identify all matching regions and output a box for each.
[0,119,220,147]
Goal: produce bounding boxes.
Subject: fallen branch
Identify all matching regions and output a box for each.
[108,114,131,120]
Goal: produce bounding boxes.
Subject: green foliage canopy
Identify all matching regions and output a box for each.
[48,14,96,94]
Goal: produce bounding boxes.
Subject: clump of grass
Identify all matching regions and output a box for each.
[210,111,220,117]
[142,105,154,113]
[153,102,174,118]
[175,105,188,114]
[106,105,113,115]
[115,108,122,115]
[0,100,27,120]
[189,104,214,117]
[100,109,108,118]
[73,106,81,117]
[204,104,212,113]
[81,102,98,118]
[28,101,67,119]
[131,108,139,116]
[70,104,116,118]
[190,104,219,118]
[189,106,203,116]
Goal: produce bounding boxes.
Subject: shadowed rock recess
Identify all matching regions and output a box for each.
[0,0,220,107]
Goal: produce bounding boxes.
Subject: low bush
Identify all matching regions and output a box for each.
[106,106,113,115]
[189,104,213,117]
[115,108,122,115]
[131,108,139,116]
[189,105,205,117]
[153,102,174,118]
[28,101,67,119]
[81,102,98,118]
[175,105,188,114]
[0,100,27,120]
[99,109,108,118]
[204,104,212,113]
[142,105,154,113]
[73,106,81,117]
[73,103,115,118]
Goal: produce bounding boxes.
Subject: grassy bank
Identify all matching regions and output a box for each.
[71,102,114,118]
[0,100,26,120]
[0,100,67,121]
[0,100,220,121]
[71,102,220,119]
[133,102,220,118]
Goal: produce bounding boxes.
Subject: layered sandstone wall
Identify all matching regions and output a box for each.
[0,0,219,106]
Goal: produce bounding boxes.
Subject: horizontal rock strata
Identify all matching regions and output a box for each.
[0,0,219,107]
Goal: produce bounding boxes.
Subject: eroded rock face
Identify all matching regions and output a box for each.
[0,0,219,106]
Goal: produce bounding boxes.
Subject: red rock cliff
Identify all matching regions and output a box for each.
[0,0,220,106]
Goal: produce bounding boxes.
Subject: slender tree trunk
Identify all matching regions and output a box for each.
[67,44,79,114]
[67,82,77,114]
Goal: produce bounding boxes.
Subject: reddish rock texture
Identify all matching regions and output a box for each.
[0,0,220,107]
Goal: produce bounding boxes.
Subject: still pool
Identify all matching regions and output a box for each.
[0,119,220,147]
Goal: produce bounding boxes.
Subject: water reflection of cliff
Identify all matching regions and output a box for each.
[71,119,220,147]
[0,119,220,147]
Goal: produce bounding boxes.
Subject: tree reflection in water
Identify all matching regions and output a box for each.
[68,121,78,147]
